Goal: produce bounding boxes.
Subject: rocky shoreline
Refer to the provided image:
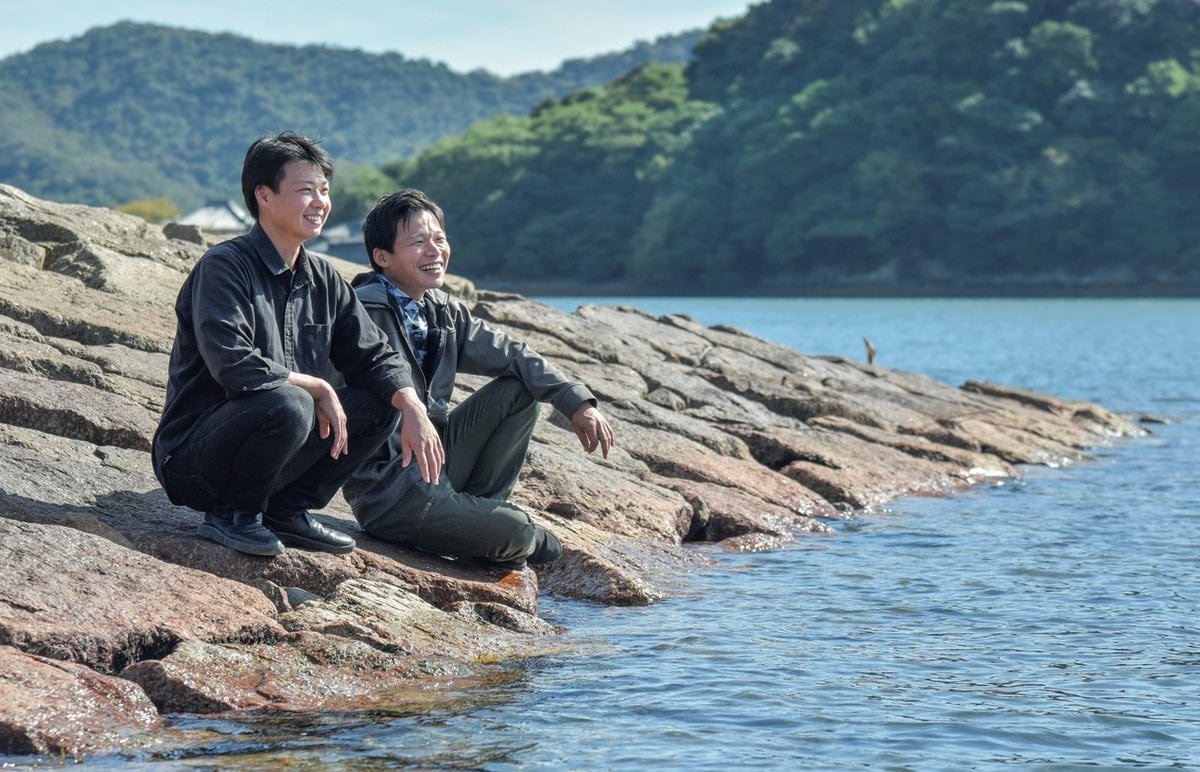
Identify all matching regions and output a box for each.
[0,183,1150,759]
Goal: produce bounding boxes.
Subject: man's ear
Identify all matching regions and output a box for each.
[255,184,272,209]
[372,248,390,268]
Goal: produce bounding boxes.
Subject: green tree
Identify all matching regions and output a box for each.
[400,64,717,286]
[330,164,395,221]
[374,0,1200,292]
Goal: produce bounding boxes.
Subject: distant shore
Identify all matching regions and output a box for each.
[314,246,1200,299]
[470,278,1200,299]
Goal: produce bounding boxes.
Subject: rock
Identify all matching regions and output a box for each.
[0,185,1150,756]
[0,255,176,353]
[119,633,463,714]
[0,646,161,757]
[516,441,697,543]
[664,477,836,544]
[277,577,552,658]
[528,510,717,605]
[0,367,157,451]
[0,519,282,674]
[119,575,554,715]
[0,183,198,281]
[121,573,559,715]
[161,222,205,245]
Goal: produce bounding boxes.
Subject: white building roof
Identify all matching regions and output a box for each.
[177,200,254,233]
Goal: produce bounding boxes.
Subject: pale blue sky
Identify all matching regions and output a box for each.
[0,0,756,75]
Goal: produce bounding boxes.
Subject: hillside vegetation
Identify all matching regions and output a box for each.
[386,0,1200,294]
[3,2,1198,294]
[0,22,699,209]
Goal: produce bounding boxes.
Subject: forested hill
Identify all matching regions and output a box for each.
[0,21,700,209]
[387,0,1200,295]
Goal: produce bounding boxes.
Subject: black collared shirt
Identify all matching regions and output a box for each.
[151,224,410,477]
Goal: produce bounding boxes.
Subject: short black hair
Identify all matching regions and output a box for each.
[362,189,446,271]
[240,131,334,219]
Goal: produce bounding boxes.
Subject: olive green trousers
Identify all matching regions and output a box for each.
[369,377,542,563]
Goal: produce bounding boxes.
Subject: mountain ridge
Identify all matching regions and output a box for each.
[0,20,702,209]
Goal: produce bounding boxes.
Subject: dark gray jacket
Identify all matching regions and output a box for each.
[342,272,595,529]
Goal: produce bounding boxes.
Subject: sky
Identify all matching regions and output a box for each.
[0,0,757,76]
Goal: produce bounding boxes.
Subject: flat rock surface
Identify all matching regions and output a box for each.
[0,519,282,674]
[0,185,1150,758]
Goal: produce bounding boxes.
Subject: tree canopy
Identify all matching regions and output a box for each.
[390,0,1200,294]
[4,3,1198,293]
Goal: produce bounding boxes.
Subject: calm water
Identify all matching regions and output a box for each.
[24,299,1200,770]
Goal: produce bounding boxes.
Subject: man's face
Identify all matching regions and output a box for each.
[373,209,450,300]
[256,160,331,247]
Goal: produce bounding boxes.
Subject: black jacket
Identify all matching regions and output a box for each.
[151,226,408,492]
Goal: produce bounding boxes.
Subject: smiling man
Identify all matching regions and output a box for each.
[152,133,443,557]
[342,188,616,571]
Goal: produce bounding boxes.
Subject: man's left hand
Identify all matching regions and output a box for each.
[572,404,615,459]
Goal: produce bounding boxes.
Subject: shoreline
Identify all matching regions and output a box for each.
[0,183,1157,760]
[308,249,1200,299]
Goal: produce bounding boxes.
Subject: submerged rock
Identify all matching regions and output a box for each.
[0,184,1148,757]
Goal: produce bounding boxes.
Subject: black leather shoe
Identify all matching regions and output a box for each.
[264,512,356,555]
[199,511,284,557]
[528,525,562,565]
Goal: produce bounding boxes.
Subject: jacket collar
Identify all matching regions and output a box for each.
[351,271,448,308]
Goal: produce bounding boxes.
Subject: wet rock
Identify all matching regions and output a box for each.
[119,632,463,714]
[0,646,161,757]
[277,577,551,657]
[665,477,836,545]
[121,578,554,715]
[533,513,712,604]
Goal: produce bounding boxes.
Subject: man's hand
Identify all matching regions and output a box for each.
[392,387,445,484]
[572,403,615,459]
[288,373,348,458]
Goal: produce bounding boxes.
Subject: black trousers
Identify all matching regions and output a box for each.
[162,384,397,518]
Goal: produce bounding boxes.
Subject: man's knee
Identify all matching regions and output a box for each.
[259,384,316,438]
[341,386,399,435]
[410,490,537,563]
[484,504,543,563]
[489,515,561,566]
[490,376,537,416]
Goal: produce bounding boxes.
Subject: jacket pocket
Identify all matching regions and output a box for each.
[298,323,332,373]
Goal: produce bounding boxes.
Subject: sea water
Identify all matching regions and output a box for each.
[18,298,1200,770]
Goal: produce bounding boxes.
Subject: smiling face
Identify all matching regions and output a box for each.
[255,160,331,259]
[372,208,450,301]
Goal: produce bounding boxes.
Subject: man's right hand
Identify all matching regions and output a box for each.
[288,372,348,458]
[392,387,444,483]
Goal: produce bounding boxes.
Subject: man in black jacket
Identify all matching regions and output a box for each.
[342,189,616,570]
[152,134,443,557]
